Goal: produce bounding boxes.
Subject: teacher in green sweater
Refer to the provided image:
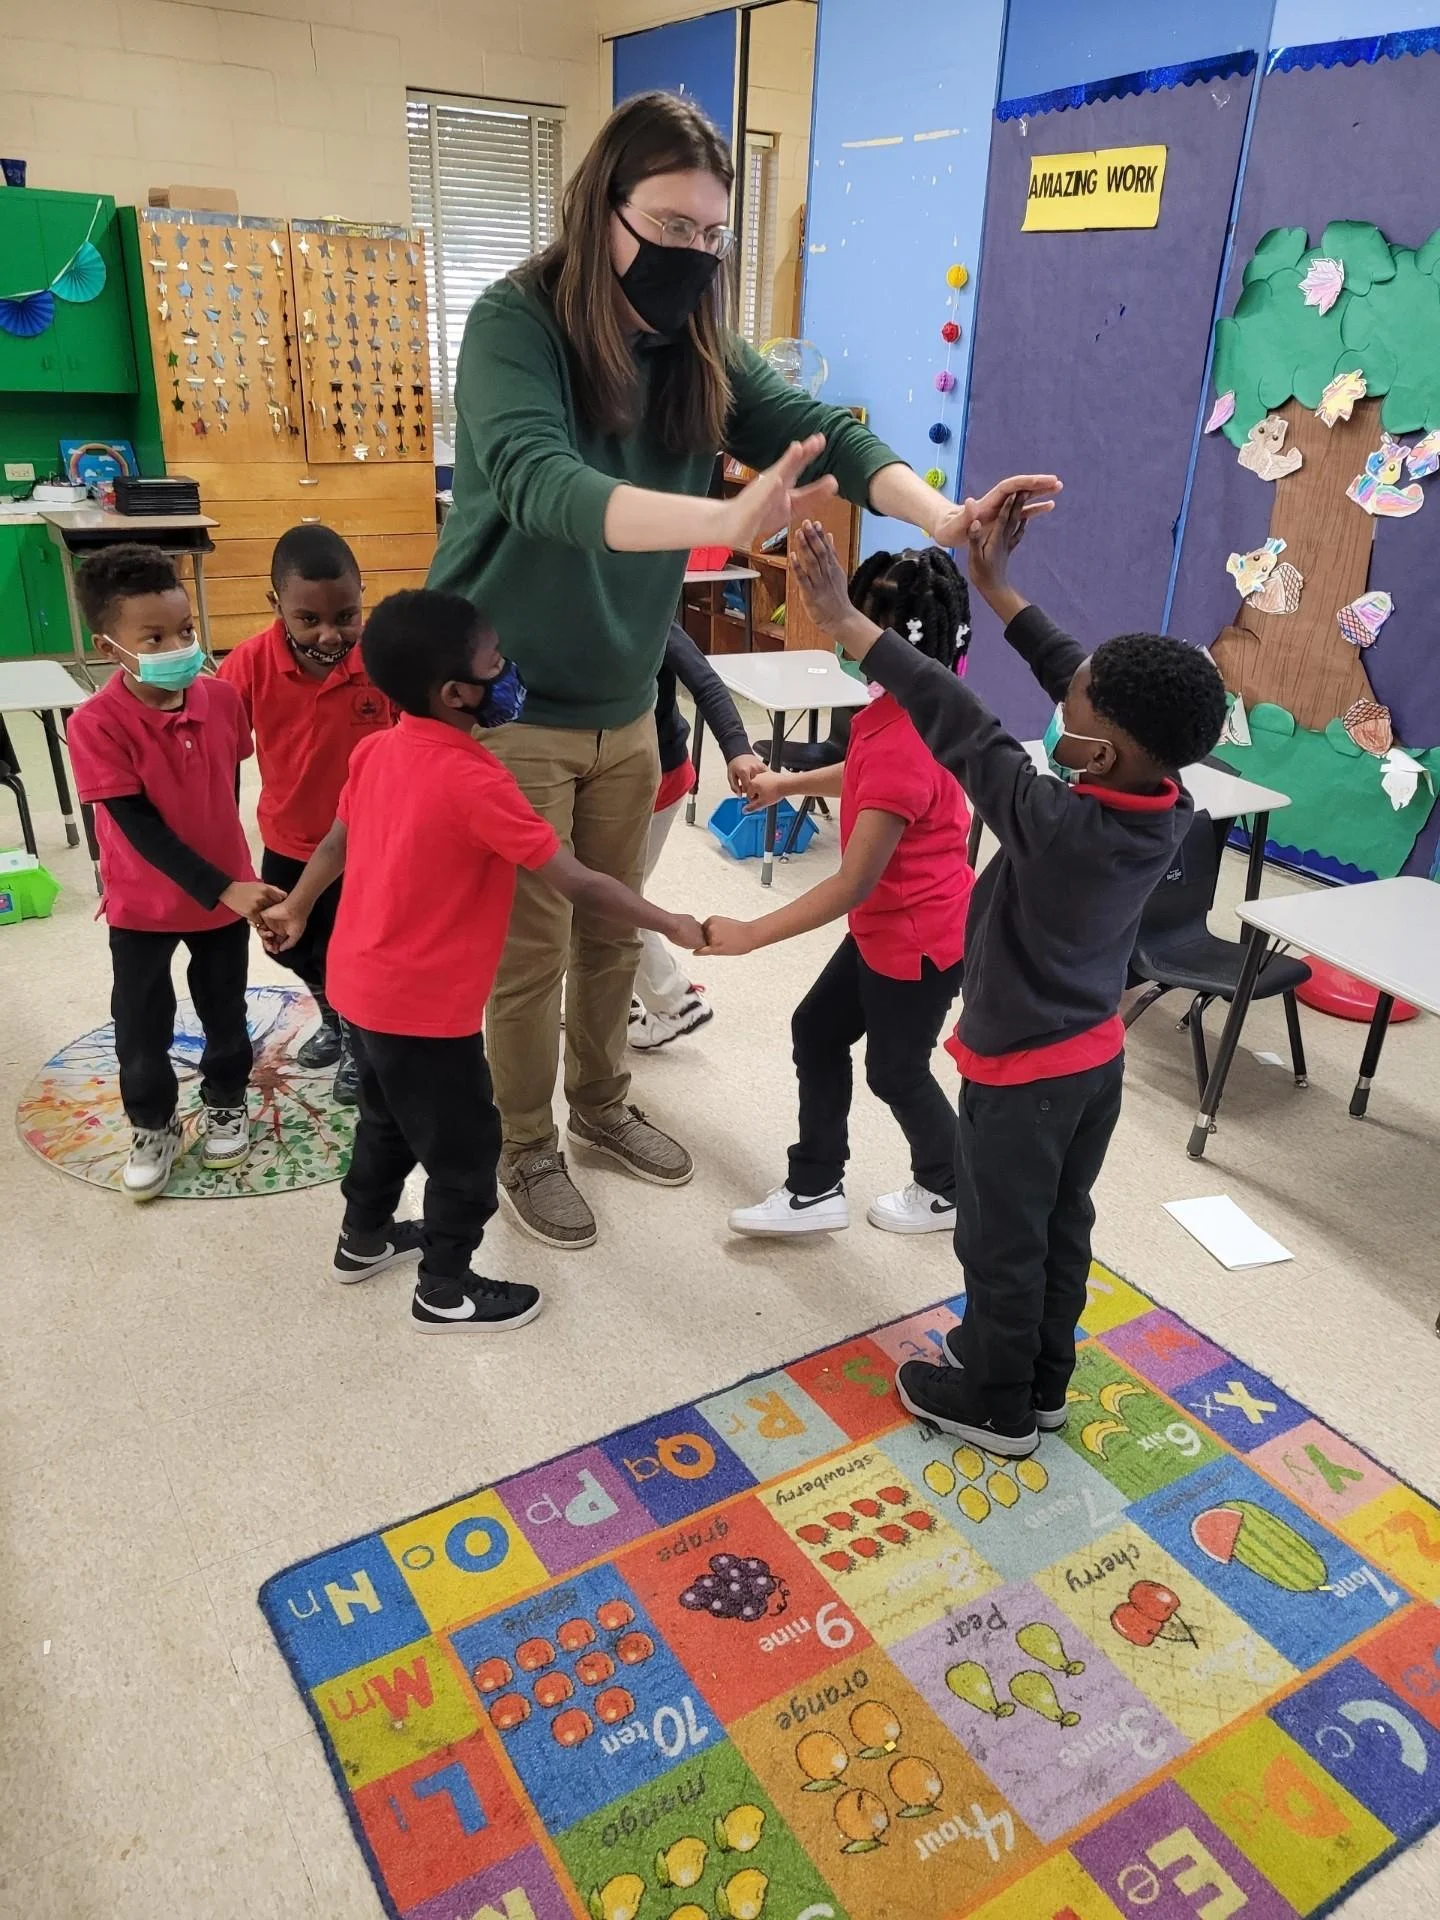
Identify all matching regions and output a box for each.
[429,90,1057,1252]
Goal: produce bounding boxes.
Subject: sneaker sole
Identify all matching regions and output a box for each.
[411,1296,545,1334]
[865,1205,956,1235]
[565,1127,694,1189]
[629,1005,714,1052]
[937,1341,1068,1432]
[201,1149,251,1172]
[125,1174,173,1202]
[894,1374,1039,1456]
[499,1186,599,1251]
[728,1208,850,1237]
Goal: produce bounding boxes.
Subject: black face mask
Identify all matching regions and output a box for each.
[614,213,720,337]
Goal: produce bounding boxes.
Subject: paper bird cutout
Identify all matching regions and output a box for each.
[1299,256,1345,314]
[1317,368,1367,427]
[1205,391,1235,433]
[1379,747,1432,811]
[1348,436,1424,517]
[1227,537,1285,601]
[1250,560,1304,615]
[1342,698,1392,756]
[1238,414,1303,482]
[1336,591,1393,648]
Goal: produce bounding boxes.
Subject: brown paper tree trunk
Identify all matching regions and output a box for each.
[1212,397,1377,730]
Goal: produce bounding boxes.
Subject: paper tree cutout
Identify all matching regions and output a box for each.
[1299,256,1345,314]
[1336,591,1393,648]
[1347,436,1424,517]
[1237,413,1303,482]
[1317,369,1367,427]
[1342,698,1392,756]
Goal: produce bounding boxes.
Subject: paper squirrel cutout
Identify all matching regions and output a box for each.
[1347,435,1424,518]
[1237,413,1304,482]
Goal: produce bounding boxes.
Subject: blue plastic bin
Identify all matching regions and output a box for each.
[707,795,818,861]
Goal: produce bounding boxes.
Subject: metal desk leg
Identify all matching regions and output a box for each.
[38,708,79,847]
[686,716,705,826]
[762,707,786,887]
[80,800,101,893]
[1243,811,1270,899]
[1187,922,1269,1158]
[743,576,754,653]
[192,552,216,662]
[1349,991,1394,1118]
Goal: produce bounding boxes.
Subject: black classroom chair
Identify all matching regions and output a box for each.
[750,708,853,858]
[1125,809,1311,1097]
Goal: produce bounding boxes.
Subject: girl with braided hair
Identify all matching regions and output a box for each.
[702,546,975,1238]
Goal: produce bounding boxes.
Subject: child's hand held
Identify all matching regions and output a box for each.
[743,768,788,813]
[258,900,306,952]
[667,911,706,951]
[222,879,286,921]
[727,753,766,796]
[696,915,755,957]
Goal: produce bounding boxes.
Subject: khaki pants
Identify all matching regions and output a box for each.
[484,713,660,1154]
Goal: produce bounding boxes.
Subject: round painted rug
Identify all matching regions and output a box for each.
[16,985,355,1198]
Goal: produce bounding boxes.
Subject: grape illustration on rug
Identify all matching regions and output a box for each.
[260,1266,1440,1919]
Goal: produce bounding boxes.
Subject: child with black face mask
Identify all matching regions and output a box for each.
[260,590,702,1334]
[218,525,392,1105]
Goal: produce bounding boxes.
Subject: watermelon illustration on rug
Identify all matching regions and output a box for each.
[260,1266,1440,1919]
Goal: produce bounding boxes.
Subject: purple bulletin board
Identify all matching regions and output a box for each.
[959,59,1256,735]
[1168,35,1440,875]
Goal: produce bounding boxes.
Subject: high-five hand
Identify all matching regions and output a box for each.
[719,436,838,552]
[930,472,1061,550]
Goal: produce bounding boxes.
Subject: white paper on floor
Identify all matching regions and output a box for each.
[1163,1194,1293,1270]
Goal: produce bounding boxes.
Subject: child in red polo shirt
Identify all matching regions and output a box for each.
[66,545,283,1201]
[701,548,974,1239]
[218,525,392,1105]
[260,589,704,1334]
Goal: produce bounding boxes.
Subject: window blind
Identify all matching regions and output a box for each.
[738,132,777,347]
[407,92,563,439]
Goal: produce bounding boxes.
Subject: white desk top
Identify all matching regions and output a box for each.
[1021,741,1289,823]
[0,659,91,712]
[683,565,761,583]
[1236,877,1440,1016]
[710,649,872,712]
[40,506,217,534]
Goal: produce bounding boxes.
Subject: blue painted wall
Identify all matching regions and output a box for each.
[999,0,1273,100]
[801,0,1006,559]
[612,11,739,146]
[1269,0,1440,44]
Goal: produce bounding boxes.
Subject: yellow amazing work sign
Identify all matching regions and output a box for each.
[1022,144,1168,231]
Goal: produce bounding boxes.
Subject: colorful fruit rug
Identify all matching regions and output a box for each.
[259,1265,1440,1920]
[17,985,353,1196]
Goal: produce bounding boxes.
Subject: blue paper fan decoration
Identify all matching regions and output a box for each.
[51,241,107,304]
[0,290,56,338]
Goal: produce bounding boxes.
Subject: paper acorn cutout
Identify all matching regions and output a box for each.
[928,422,951,445]
[941,320,960,344]
[947,263,969,289]
[934,370,956,393]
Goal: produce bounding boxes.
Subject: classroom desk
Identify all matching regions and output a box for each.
[966,745,1291,900]
[39,507,220,679]
[682,563,761,653]
[0,660,97,879]
[1186,877,1440,1159]
[701,651,872,885]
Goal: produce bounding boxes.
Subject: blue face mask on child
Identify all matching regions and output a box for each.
[465,660,527,729]
[109,637,206,691]
[1043,704,1108,785]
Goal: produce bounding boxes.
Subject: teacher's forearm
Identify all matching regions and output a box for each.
[602,484,729,554]
[867,462,948,539]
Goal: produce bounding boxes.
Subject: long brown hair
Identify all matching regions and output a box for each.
[524,91,736,454]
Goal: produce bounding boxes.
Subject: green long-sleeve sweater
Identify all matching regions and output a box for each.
[427,276,902,730]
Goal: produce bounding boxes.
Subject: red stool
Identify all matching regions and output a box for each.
[1295,958,1419,1024]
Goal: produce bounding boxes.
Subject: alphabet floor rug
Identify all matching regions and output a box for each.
[259,1266,1440,1920]
[17,986,353,1196]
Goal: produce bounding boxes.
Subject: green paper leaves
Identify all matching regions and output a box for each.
[1243,227,1308,286]
[1214,272,1345,445]
[1317,221,1396,295]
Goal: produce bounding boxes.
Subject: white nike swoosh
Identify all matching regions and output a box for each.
[418,1297,477,1319]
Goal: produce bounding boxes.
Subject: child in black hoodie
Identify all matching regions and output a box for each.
[787,504,1227,1458]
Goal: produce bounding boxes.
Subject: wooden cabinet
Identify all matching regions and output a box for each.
[130,210,438,647]
[0,191,136,395]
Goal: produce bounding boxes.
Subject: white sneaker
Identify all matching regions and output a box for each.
[867,1182,957,1234]
[728,1184,849,1236]
[629,991,714,1052]
[201,1102,250,1172]
[123,1118,183,1201]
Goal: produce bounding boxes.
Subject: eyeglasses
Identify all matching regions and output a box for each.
[622,203,736,259]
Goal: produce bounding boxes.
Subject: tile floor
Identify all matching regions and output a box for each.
[1,704,1438,1915]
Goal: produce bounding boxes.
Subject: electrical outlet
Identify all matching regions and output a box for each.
[4,462,36,483]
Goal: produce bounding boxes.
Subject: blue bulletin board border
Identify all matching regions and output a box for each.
[996,49,1257,122]
[1267,25,1440,74]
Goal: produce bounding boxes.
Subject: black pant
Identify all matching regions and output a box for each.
[260,847,341,1005]
[342,1023,501,1284]
[109,920,253,1129]
[789,935,963,1199]
[950,1056,1125,1428]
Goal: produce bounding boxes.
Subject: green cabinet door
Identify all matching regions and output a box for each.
[42,196,137,395]
[18,524,80,656]
[0,199,63,393]
[0,530,36,660]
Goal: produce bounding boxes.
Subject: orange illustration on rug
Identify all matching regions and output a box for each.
[260,1266,1440,1919]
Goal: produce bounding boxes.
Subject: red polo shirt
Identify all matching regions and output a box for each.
[842,691,973,980]
[67,672,254,934]
[325,715,561,1038]
[218,619,394,860]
